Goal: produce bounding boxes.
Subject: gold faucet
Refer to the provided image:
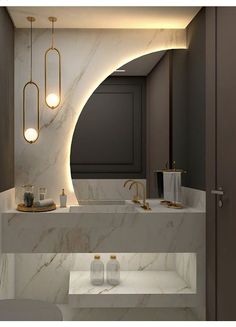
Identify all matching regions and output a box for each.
[123,179,140,204]
[129,181,151,210]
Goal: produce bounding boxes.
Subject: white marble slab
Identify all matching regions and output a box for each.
[2,208,205,253]
[0,188,16,299]
[57,305,198,321]
[181,187,206,211]
[68,271,197,308]
[72,179,146,203]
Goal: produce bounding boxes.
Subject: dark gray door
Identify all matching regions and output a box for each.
[216,7,236,320]
[206,7,236,320]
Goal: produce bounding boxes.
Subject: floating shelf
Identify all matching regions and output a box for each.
[68,271,197,308]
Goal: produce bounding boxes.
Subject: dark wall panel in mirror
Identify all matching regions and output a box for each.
[146,53,170,197]
[172,8,206,190]
[172,49,188,187]
[186,8,206,190]
[71,77,146,179]
[0,8,14,193]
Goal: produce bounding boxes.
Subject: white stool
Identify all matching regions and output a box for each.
[0,299,63,321]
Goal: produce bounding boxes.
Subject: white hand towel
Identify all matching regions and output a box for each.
[163,172,175,202]
[173,172,182,203]
[34,199,54,207]
[163,172,182,203]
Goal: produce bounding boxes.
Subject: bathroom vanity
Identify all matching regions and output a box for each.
[2,200,204,254]
[1,199,205,314]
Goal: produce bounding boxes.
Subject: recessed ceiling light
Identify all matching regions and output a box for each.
[115,69,126,73]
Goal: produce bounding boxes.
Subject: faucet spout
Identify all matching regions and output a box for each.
[123,179,140,203]
[129,181,151,210]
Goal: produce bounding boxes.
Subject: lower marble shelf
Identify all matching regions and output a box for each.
[68,271,197,308]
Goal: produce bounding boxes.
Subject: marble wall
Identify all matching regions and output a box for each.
[0,188,15,299]
[14,28,186,205]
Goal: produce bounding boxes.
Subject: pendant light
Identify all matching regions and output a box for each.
[23,17,40,144]
[45,17,61,109]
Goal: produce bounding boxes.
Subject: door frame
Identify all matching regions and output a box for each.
[206,6,217,321]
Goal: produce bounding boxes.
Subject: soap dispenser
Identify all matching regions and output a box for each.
[60,189,67,208]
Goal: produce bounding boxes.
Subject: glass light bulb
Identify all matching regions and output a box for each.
[46,93,60,108]
[24,128,38,143]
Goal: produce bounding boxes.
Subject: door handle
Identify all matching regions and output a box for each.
[211,187,224,208]
[211,189,224,195]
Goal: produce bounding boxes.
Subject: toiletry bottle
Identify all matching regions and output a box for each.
[39,187,47,201]
[60,189,67,208]
[90,255,104,286]
[106,255,120,286]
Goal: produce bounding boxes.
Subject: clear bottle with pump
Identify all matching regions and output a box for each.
[90,255,104,286]
[106,255,120,286]
[60,189,67,208]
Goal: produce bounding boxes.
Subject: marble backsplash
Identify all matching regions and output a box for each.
[0,188,15,299]
[72,179,146,201]
[72,179,205,210]
[181,187,206,211]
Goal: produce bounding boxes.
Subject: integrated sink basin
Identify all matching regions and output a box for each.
[70,199,138,213]
[78,200,126,205]
[70,203,137,213]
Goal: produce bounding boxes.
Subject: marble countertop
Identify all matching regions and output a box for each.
[4,199,205,214]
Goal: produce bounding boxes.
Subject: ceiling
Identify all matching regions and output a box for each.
[112,51,166,76]
[8,7,201,29]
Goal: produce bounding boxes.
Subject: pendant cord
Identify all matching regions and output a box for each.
[51,20,54,49]
[30,20,33,82]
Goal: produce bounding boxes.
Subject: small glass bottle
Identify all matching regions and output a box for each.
[39,187,47,201]
[22,185,34,207]
[60,189,67,208]
[90,255,104,286]
[106,255,120,286]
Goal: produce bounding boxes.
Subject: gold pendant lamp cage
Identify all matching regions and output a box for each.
[45,17,61,109]
[23,17,40,144]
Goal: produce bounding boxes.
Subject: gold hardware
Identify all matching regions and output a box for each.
[23,17,40,144]
[23,81,40,143]
[141,202,151,210]
[48,17,57,23]
[129,181,151,211]
[94,255,100,259]
[123,179,140,204]
[45,16,61,109]
[110,255,116,259]
[167,202,184,209]
[27,16,36,22]
[160,200,172,205]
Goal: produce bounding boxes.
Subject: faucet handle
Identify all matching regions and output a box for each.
[141,202,151,211]
[132,195,141,204]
